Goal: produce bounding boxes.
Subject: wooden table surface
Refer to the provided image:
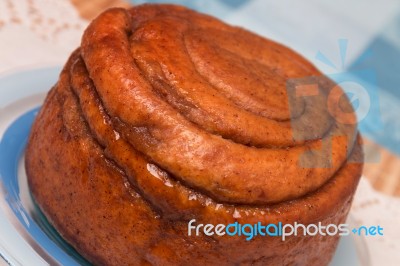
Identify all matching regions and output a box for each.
[71,0,400,198]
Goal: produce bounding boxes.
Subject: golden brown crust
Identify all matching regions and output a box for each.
[26,4,363,265]
[79,6,358,205]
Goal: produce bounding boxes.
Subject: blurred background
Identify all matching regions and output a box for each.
[0,0,399,265]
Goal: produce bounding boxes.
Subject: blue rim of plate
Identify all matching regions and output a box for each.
[0,107,91,266]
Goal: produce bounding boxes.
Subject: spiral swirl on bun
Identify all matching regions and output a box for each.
[26,5,363,265]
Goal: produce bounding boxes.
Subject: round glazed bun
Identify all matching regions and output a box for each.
[26,4,363,265]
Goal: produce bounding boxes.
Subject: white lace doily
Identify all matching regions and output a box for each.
[0,0,86,73]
